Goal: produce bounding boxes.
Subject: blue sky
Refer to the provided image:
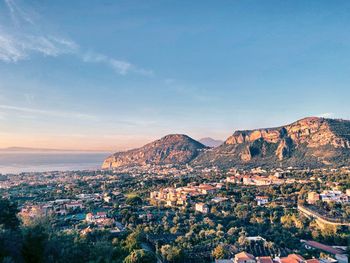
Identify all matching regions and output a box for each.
[0,0,350,150]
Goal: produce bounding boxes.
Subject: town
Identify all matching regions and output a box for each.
[0,165,349,262]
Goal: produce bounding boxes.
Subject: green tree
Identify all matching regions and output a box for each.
[21,225,48,263]
[125,231,141,252]
[123,249,156,263]
[0,199,19,229]
[160,245,183,262]
[126,195,143,206]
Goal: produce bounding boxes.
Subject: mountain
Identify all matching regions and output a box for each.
[192,117,350,168]
[199,137,224,148]
[102,134,207,169]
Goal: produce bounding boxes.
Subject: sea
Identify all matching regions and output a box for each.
[0,152,110,174]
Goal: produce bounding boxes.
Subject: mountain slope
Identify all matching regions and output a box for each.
[102,134,207,169]
[192,117,350,168]
[199,137,224,148]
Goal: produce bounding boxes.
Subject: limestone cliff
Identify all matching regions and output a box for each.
[192,117,350,168]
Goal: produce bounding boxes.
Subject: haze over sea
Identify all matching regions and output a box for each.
[0,152,109,174]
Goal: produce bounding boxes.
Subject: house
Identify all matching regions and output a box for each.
[65,201,84,210]
[255,196,269,206]
[86,212,94,223]
[279,254,305,263]
[320,190,349,203]
[195,202,209,214]
[302,240,348,263]
[86,211,108,224]
[227,176,239,184]
[198,184,217,194]
[253,177,272,186]
[307,192,320,204]
[256,256,273,263]
[304,259,320,263]
[234,252,256,263]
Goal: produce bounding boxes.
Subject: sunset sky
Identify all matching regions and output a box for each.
[1,0,350,151]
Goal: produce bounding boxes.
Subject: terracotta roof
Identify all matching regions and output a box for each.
[304,240,345,255]
[257,256,273,263]
[199,184,216,190]
[235,252,255,261]
[280,254,305,263]
[305,259,320,263]
[288,254,305,261]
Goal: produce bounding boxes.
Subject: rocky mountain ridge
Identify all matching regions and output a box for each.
[192,117,350,168]
[102,134,207,169]
[102,117,350,169]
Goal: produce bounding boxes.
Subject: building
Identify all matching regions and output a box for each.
[302,240,348,263]
[304,259,320,263]
[234,252,256,263]
[195,202,209,214]
[320,190,349,203]
[65,201,84,210]
[86,211,109,224]
[198,184,217,194]
[227,176,240,184]
[279,254,305,263]
[256,257,273,263]
[307,192,320,204]
[255,196,269,206]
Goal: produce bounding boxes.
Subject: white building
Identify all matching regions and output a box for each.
[255,196,269,206]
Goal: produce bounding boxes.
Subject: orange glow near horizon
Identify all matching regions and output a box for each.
[0,133,156,151]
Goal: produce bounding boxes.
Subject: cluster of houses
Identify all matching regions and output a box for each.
[150,180,272,212]
[85,211,115,227]
[307,190,350,204]
[215,236,348,263]
[217,252,319,263]
[20,199,85,219]
[226,174,288,186]
[149,183,222,207]
[218,245,347,263]
[19,192,125,229]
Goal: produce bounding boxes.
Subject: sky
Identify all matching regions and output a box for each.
[0,0,350,151]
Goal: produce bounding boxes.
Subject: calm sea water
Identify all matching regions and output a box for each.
[0,152,110,174]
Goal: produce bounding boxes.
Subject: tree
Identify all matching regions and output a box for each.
[160,245,183,262]
[125,231,141,252]
[212,244,226,259]
[21,225,48,263]
[126,195,143,206]
[123,249,156,263]
[237,230,248,247]
[0,199,19,229]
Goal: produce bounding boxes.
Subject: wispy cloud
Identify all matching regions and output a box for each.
[5,0,35,26]
[0,0,153,76]
[0,31,78,62]
[0,104,96,120]
[82,51,153,76]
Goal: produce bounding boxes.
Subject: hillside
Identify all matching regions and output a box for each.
[102,134,207,169]
[192,117,350,168]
